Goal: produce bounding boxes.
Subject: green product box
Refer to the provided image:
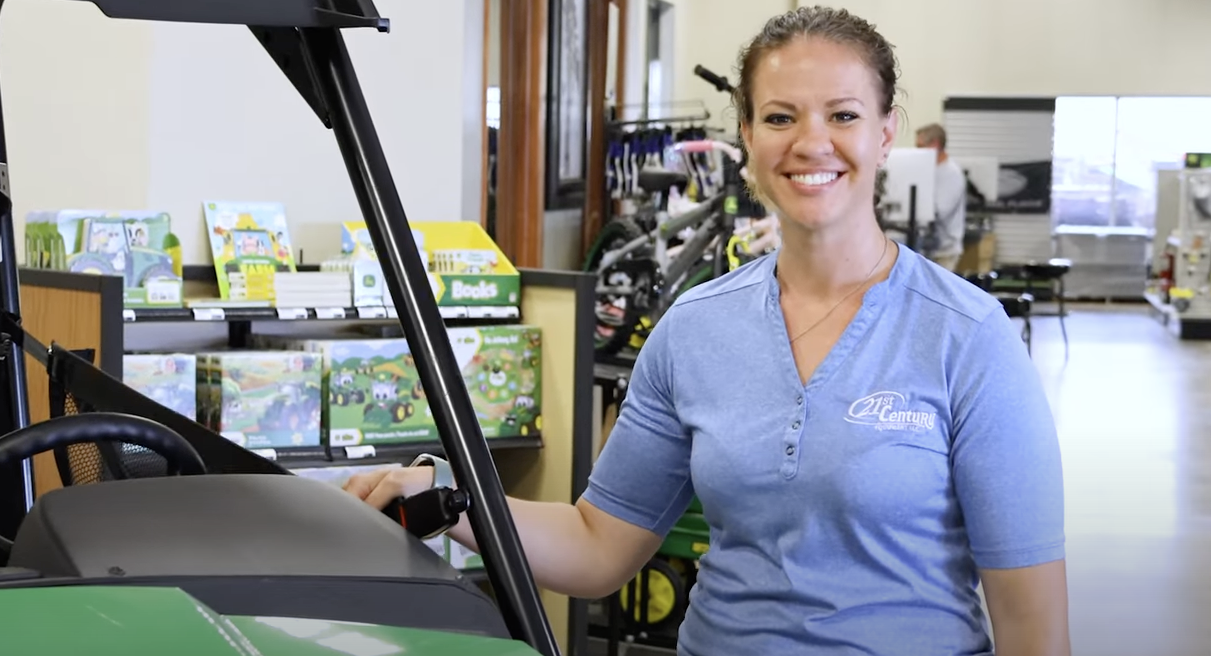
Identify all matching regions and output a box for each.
[323,338,435,446]
[255,325,542,446]
[457,325,542,439]
[122,353,197,419]
[196,350,323,449]
[24,209,183,308]
[260,336,437,447]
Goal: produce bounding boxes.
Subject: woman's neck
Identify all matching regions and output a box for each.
[775,218,894,302]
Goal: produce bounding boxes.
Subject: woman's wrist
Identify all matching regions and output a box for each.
[409,453,454,491]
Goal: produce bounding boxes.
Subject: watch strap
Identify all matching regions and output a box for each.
[409,453,454,490]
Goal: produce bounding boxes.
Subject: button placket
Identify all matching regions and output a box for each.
[781,396,805,479]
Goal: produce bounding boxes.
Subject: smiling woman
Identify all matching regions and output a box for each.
[345,7,1070,656]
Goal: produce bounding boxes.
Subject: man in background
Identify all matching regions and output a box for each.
[915,124,967,272]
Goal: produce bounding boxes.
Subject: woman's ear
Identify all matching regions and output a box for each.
[880,111,899,166]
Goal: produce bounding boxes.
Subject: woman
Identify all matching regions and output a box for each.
[345,6,1069,655]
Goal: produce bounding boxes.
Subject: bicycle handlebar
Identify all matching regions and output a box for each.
[674,139,743,163]
[694,65,734,94]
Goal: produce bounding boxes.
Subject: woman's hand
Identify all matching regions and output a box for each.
[342,466,434,510]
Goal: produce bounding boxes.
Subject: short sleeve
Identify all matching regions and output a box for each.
[580,310,694,537]
[950,308,1066,570]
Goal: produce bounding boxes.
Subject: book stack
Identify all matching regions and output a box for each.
[273,271,353,308]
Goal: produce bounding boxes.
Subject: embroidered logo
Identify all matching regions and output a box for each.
[845,391,937,432]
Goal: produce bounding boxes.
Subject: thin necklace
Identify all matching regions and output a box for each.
[783,237,890,343]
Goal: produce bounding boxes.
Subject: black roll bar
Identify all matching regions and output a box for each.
[0,2,560,654]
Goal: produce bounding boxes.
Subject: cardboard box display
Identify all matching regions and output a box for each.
[26,209,183,307]
[458,326,542,439]
[253,334,436,446]
[253,326,542,446]
[123,353,197,419]
[197,350,323,449]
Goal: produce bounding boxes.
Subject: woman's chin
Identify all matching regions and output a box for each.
[775,206,842,233]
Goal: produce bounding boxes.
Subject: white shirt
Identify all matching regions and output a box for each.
[932,158,967,257]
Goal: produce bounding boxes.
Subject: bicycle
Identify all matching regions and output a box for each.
[583,64,782,357]
[584,139,759,356]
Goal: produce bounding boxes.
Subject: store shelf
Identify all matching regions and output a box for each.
[122,304,520,323]
[266,434,543,470]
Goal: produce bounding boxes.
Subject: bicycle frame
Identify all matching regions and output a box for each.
[592,140,742,321]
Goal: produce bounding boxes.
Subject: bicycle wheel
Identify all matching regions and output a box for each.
[583,218,655,357]
[616,557,688,632]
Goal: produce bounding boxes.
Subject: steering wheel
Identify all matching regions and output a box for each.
[0,413,206,554]
[0,412,207,478]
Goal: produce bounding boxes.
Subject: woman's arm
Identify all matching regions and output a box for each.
[946,308,1070,653]
[345,465,663,599]
[981,561,1071,656]
[347,305,693,601]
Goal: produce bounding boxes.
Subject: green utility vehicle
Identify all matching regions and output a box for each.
[0,2,562,655]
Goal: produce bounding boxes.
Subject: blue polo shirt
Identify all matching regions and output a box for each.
[582,244,1065,655]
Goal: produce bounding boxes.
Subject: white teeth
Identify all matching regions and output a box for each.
[791,172,839,186]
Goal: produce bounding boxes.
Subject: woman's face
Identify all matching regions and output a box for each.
[741,37,897,234]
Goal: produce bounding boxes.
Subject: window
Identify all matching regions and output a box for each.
[485,86,500,130]
[1052,96,1211,230]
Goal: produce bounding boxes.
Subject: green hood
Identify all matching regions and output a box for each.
[1,585,539,656]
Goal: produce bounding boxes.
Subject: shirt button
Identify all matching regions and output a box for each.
[792,420,801,430]
[786,445,795,456]
[796,395,804,405]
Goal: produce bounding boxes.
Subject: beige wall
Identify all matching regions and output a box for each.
[656,0,1211,145]
[1,0,154,266]
[799,0,1211,143]
[670,0,796,135]
[2,0,484,267]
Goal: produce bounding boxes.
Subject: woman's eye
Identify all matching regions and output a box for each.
[763,114,792,125]
[833,111,859,123]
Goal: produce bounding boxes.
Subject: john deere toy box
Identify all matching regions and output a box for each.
[24,209,184,308]
[252,335,436,446]
[196,350,323,449]
[335,221,520,309]
[457,325,543,439]
[202,201,299,303]
[252,325,542,446]
[122,353,197,419]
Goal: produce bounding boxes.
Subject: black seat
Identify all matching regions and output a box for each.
[964,271,998,292]
[637,169,688,196]
[1004,257,1071,359]
[964,271,1035,355]
[1021,258,1072,281]
[997,292,1035,355]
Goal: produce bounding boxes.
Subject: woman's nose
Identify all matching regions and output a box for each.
[789,117,834,158]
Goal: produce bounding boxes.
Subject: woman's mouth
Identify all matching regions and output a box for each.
[787,171,844,190]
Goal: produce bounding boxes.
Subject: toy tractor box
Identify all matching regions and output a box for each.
[457,326,543,439]
[254,335,436,446]
[337,221,520,309]
[122,353,197,419]
[253,326,542,445]
[196,350,322,449]
[202,201,298,302]
[25,209,184,307]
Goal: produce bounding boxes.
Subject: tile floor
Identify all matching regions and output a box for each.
[1034,303,1211,656]
[589,302,1211,655]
